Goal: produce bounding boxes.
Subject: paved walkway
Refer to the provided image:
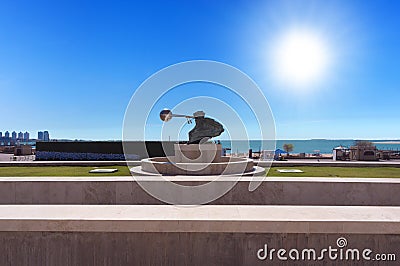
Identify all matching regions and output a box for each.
[0,205,399,233]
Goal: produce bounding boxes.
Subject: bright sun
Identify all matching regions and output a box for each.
[272,30,329,88]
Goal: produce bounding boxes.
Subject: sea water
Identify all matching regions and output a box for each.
[219,139,400,154]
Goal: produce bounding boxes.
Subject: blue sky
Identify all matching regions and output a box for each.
[1,0,400,140]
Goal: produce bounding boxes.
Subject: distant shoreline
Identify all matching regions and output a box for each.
[373,141,400,144]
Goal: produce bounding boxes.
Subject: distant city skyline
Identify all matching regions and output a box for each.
[1,1,400,140]
[0,130,49,141]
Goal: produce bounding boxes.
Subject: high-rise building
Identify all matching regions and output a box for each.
[43,131,50,141]
[0,132,2,138]
[18,132,23,140]
[38,131,44,141]
[23,132,29,141]
[11,131,17,141]
[5,131,10,138]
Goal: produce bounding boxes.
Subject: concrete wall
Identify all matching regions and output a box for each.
[0,205,398,265]
[0,177,399,205]
[0,232,398,266]
[36,141,177,159]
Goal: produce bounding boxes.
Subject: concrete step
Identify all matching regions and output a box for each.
[0,205,399,234]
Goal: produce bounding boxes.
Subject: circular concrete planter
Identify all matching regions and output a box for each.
[140,156,254,176]
[131,144,266,176]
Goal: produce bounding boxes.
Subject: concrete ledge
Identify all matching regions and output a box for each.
[0,205,399,234]
[1,176,398,182]
[2,160,400,167]
[0,176,399,205]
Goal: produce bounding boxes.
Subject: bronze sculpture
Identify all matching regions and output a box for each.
[159,109,224,144]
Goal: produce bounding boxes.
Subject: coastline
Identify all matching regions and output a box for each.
[373,141,400,144]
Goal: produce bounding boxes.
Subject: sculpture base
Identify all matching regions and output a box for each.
[173,143,222,163]
[130,165,266,176]
[131,144,265,176]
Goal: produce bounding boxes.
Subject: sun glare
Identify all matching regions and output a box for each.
[272,30,330,88]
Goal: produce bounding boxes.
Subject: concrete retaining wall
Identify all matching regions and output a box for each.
[0,232,398,266]
[0,205,398,265]
[0,176,399,205]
